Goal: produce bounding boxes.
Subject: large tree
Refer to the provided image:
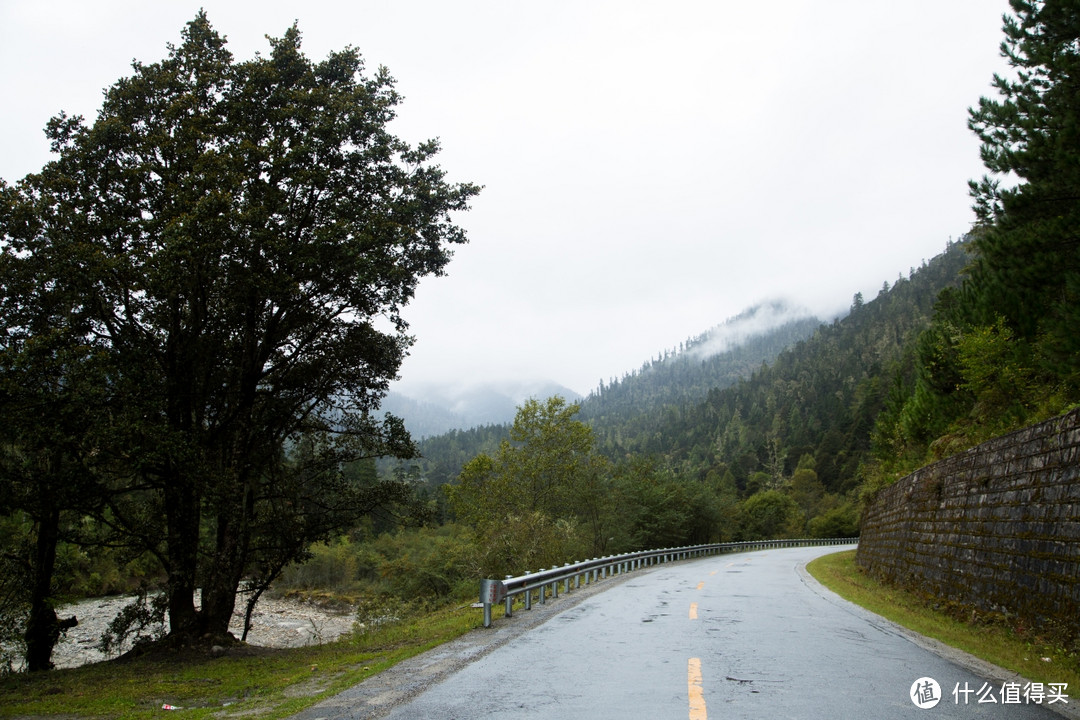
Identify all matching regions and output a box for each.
[0,13,478,648]
[966,0,1080,386]
[871,1,1080,464]
[447,397,612,576]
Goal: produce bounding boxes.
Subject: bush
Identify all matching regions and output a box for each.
[275,538,379,594]
[808,502,859,538]
[374,525,475,600]
[740,490,803,540]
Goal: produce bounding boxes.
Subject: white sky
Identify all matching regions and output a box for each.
[0,1,1012,397]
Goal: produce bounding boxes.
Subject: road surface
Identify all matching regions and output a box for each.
[295,545,1074,719]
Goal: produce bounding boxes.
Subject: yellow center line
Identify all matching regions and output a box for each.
[709,570,718,576]
[688,657,707,720]
[689,602,698,620]
[696,581,705,590]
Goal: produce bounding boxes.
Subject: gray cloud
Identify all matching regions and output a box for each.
[0,0,1012,396]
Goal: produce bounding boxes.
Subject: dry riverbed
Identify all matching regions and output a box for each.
[46,593,357,669]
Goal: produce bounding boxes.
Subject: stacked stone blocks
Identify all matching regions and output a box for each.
[857,408,1080,632]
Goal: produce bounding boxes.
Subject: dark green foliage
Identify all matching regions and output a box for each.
[582,304,822,455]
[0,11,477,658]
[620,465,734,549]
[740,491,802,540]
[632,242,970,495]
[878,1,1080,465]
[394,424,507,496]
[0,176,117,670]
[807,502,859,538]
[445,398,605,576]
[419,245,968,549]
[967,0,1080,383]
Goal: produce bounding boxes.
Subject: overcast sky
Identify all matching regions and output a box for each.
[1,1,1012,397]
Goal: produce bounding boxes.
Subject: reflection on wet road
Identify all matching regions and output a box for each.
[318,546,1072,719]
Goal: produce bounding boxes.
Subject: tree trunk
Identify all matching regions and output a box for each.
[164,466,201,639]
[199,480,254,639]
[199,518,241,638]
[24,505,76,672]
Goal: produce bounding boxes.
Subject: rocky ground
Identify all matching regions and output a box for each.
[48,593,357,669]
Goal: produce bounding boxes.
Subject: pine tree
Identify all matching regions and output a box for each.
[967,0,1080,386]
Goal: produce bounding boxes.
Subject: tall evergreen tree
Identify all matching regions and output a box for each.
[967,0,1080,386]
[0,13,478,650]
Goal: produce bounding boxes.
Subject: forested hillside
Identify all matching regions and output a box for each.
[631,240,970,494]
[870,2,1080,471]
[581,301,821,448]
[407,301,823,490]
[411,241,967,498]
[430,242,971,579]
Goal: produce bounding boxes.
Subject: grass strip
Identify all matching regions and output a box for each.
[0,602,483,719]
[806,550,1080,692]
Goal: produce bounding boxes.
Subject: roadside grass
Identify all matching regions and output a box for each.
[0,601,485,719]
[807,550,1080,692]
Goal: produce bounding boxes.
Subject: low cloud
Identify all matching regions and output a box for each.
[686,299,818,361]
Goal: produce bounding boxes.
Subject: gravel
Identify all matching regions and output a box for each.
[45,593,357,670]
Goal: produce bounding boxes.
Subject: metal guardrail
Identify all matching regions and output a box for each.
[478,537,858,627]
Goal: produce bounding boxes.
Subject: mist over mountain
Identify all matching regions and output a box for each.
[402,299,825,486]
[684,299,822,361]
[382,380,582,439]
[581,300,823,424]
[407,241,969,494]
[385,301,815,440]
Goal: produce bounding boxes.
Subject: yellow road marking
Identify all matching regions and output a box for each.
[696,581,705,590]
[709,570,718,576]
[689,602,698,620]
[688,658,707,720]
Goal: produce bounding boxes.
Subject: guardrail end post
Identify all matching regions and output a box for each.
[480,578,507,628]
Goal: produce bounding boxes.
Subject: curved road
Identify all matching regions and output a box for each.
[296,546,1073,719]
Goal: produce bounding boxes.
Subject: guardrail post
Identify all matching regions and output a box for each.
[480,579,506,628]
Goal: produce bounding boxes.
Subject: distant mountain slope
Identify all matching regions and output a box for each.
[404,239,970,497]
[580,300,822,432]
[383,380,581,439]
[408,301,824,488]
[620,239,972,493]
[379,392,470,440]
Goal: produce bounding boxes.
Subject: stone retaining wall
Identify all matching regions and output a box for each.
[856,408,1080,632]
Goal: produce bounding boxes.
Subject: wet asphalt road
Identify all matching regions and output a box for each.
[298,546,1074,719]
